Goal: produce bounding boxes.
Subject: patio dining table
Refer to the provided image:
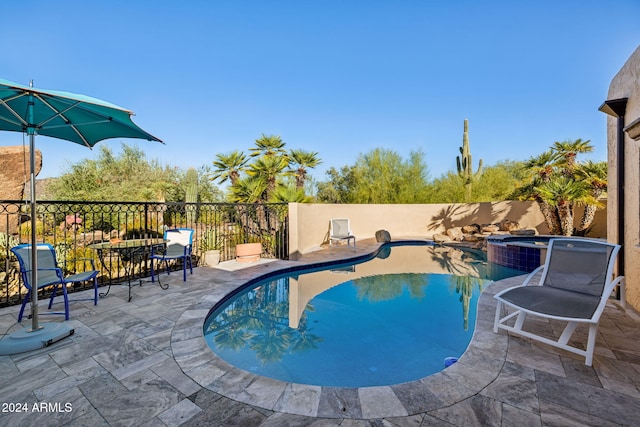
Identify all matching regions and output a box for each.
[89,238,166,302]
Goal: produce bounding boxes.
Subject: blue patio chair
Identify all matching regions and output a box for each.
[493,238,625,366]
[11,243,99,321]
[150,228,194,282]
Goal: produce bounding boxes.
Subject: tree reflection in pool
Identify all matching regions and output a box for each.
[203,243,521,387]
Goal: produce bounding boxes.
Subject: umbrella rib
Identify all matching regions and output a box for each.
[0,94,29,127]
[35,95,93,147]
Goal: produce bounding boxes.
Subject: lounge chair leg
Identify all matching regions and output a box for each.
[585,324,598,366]
[514,311,526,330]
[18,290,30,322]
[493,301,503,333]
[48,286,58,309]
[558,322,578,346]
[63,286,69,321]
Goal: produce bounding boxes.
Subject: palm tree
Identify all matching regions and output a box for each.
[552,138,593,174]
[247,155,291,201]
[288,149,322,189]
[249,134,288,158]
[535,177,589,236]
[519,151,562,234]
[228,176,267,203]
[211,150,248,185]
[575,160,607,234]
[271,183,313,202]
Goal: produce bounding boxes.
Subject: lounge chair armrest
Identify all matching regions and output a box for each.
[608,275,626,309]
[521,265,545,287]
[22,267,64,275]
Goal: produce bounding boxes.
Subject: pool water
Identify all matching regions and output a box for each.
[203,244,522,387]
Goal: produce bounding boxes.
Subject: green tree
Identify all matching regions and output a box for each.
[575,160,607,234]
[469,161,527,201]
[535,176,590,236]
[49,144,182,202]
[249,134,288,158]
[210,150,248,186]
[288,149,321,189]
[513,150,562,234]
[514,139,604,236]
[315,165,359,203]
[247,155,291,201]
[316,148,431,203]
[217,134,319,203]
[552,138,593,174]
[427,161,524,203]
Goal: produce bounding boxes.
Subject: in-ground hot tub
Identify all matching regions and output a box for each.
[486,234,552,272]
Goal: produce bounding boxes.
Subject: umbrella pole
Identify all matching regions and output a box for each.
[28,131,41,332]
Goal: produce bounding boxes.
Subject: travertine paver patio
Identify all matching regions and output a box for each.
[1,238,639,426]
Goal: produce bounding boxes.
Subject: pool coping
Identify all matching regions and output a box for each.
[170,240,516,419]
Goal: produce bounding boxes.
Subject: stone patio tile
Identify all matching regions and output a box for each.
[598,374,640,397]
[273,383,322,417]
[34,359,108,400]
[157,397,202,427]
[390,380,443,414]
[181,395,268,427]
[501,403,541,427]
[259,412,342,427]
[78,373,128,407]
[427,394,502,427]
[119,367,160,391]
[505,334,566,377]
[2,359,68,401]
[358,386,408,419]
[232,374,289,410]
[560,356,603,387]
[420,372,476,407]
[480,371,539,414]
[317,387,363,418]
[538,400,620,427]
[109,350,169,381]
[150,357,202,397]
[95,378,183,426]
[536,369,640,426]
[143,326,173,353]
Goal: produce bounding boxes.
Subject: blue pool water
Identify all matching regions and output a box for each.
[203,243,524,387]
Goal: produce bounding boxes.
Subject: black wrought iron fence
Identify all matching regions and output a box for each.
[0,200,289,307]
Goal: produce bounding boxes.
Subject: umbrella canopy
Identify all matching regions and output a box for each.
[0,78,161,351]
[0,78,161,145]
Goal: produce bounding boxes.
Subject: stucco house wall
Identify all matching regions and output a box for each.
[604,44,640,310]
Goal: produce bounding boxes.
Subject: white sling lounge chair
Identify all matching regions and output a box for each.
[329,218,356,247]
[493,238,625,366]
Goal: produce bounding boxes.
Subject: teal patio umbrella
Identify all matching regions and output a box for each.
[0,78,162,354]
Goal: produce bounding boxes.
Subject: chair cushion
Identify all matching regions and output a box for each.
[64,271,98,283]
[499,285,600,319]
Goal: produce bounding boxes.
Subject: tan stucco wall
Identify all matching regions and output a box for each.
[606,45,640,310]
[289,201,551,256]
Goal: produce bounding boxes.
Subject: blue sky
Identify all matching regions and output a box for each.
[1,1,639,183]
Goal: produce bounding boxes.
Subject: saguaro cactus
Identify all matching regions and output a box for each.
[185,167,198,224]
[456,119,483,201]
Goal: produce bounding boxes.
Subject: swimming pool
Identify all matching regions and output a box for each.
[203,243,524,387]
